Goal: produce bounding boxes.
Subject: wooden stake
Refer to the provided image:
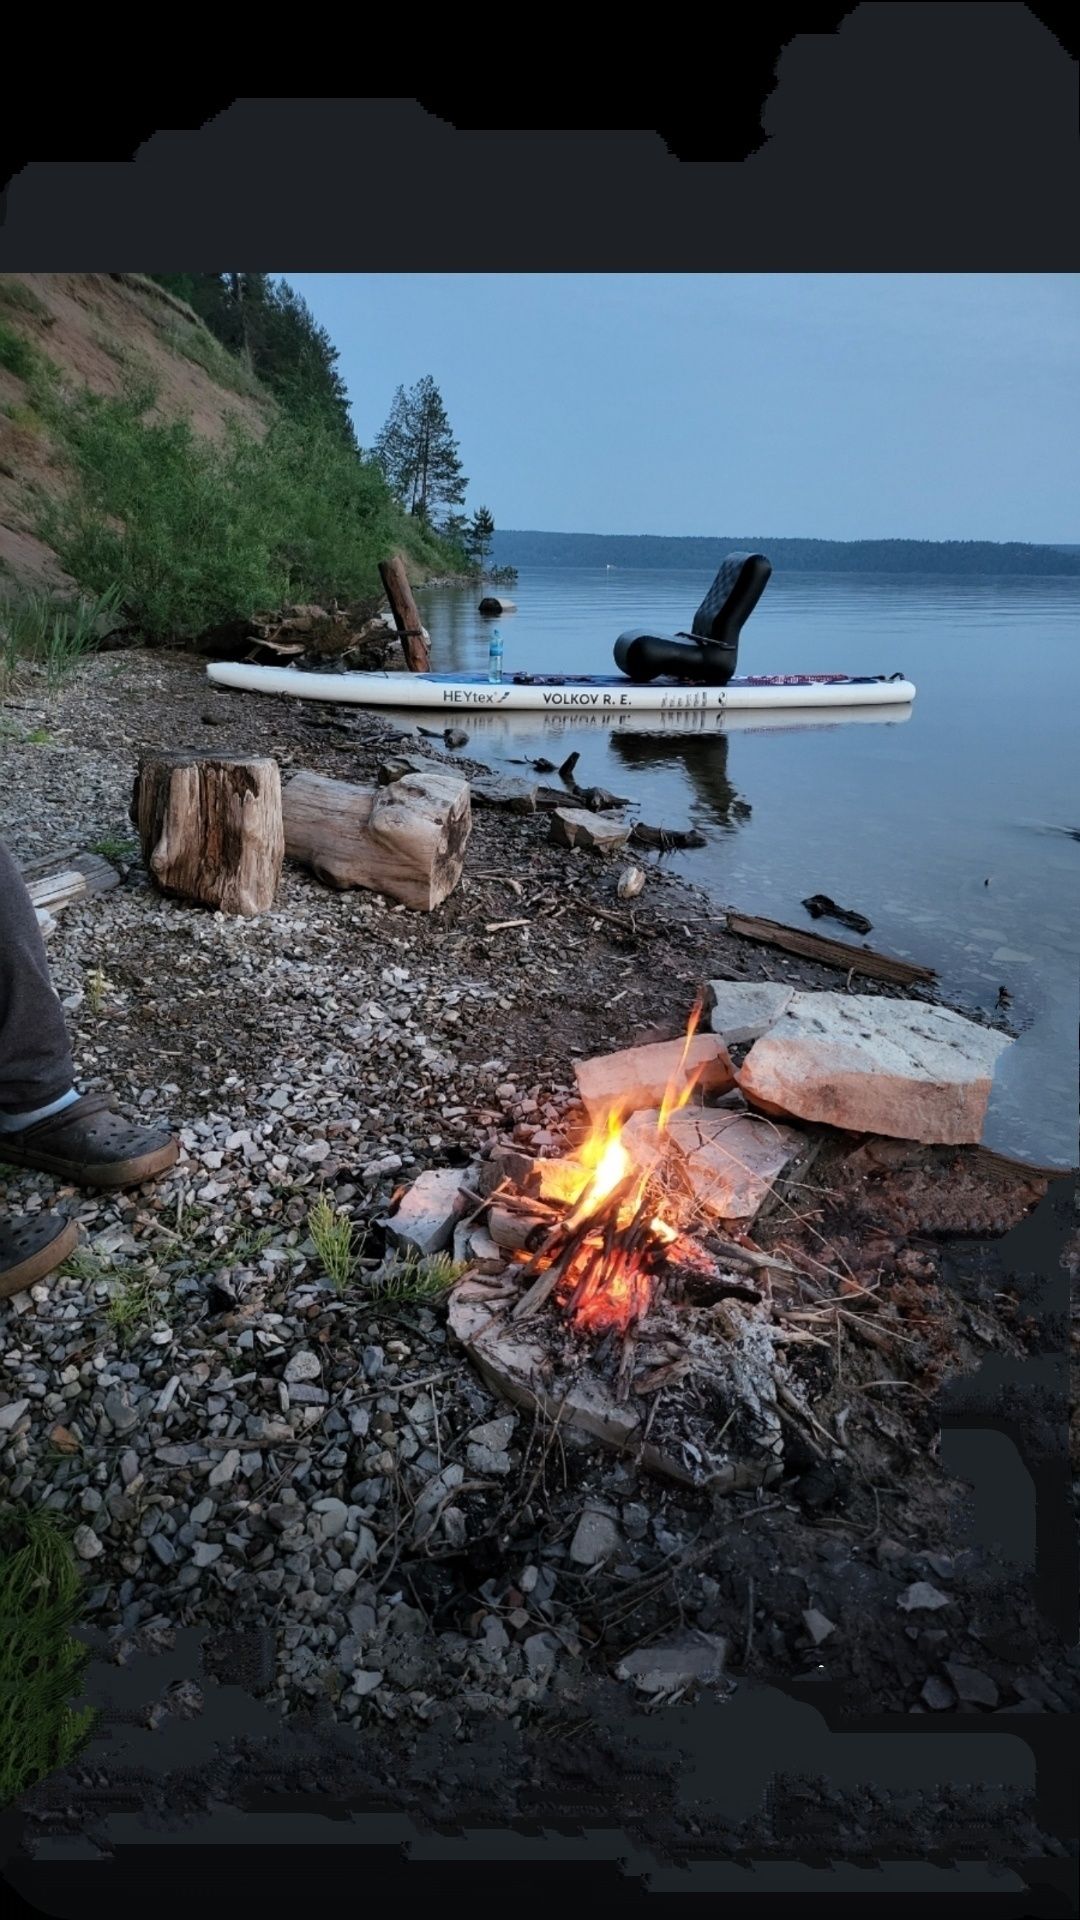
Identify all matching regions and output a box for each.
[378,556,431,672]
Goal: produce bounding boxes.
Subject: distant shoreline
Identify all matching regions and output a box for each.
[490,532,1080,578]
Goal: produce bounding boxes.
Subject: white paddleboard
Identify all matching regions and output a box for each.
[206,662,917,714]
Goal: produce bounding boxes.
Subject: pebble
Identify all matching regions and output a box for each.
[921,1675,956,1710]
[943,1660,999,1708]
[898,1581,952,1612]
[284,1350,322,1384]
[73,1524,105,1560]
[208,1449,241,1488]
[569,1507,622,1567]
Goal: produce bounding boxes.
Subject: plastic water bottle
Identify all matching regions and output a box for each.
[487,624,503,683]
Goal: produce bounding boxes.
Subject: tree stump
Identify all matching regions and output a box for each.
[132,752,284,916]
[282,767,471,911]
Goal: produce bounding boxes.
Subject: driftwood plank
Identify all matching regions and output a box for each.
[725,911,936,986]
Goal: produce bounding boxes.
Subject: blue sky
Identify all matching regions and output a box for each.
[281,275,1078,543]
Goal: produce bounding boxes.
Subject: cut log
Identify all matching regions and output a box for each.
[378,556,431,672]
[131,752,284,917]
[725,910,937,986]
[282,767,471,911]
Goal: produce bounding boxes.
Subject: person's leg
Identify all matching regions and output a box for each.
[0,837,179,1193]
[0,836,77,1120]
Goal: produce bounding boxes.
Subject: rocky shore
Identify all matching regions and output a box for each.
[1,649,1077,1858]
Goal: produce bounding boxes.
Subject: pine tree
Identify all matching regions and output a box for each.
[468,506,495,573]
[373,376,467,522]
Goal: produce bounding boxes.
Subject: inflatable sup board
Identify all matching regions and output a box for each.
[206,663,916,714]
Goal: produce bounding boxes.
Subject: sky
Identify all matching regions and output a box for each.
[280,274,1079,544]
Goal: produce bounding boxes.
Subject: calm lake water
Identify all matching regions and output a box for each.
[411,569,1080,1168]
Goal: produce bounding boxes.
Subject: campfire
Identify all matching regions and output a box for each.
[375,998,820,1490]
[508,1000,723,1350]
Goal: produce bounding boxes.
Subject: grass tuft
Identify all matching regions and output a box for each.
[307,1194,360,1292]
[369,1249,467,1305]
[0,1506,96,1805]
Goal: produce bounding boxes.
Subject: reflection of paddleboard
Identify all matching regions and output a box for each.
[206,662,917,714]
[376,701,915,739]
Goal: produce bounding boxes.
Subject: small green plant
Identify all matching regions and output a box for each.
[25,728,51,745]
[84,965,110,1015]
[0,583,123,690]
[0,1506,96,1805]
[91,834,138,862]
[307,1194,359,1292]
[103,1271,161,1346]
[370,1250,467,1305]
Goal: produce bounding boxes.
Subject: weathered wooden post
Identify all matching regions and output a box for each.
[378,555,431,672]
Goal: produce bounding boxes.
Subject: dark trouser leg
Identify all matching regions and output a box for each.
[0,837,76,1116]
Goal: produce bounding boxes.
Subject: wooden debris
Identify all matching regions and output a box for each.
[131,752,284,917]
[379,555,431,672]
[725,910,937,985]
[630,823,707,851]
[282,766,471,911]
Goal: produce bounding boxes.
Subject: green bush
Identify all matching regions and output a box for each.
[43,383,441,640]
[0,1508,95,1806]
[0,318,40,383]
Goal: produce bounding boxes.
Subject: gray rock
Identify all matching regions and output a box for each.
[943,1660,999,1708]
[616,1633,727,1693]
[470,776,538,814]
[192,1541,223,1568]
[208,1448,241,1488]
[468,1414,517,1451]
[352,1669,383,1696]
[523,1633,559,1679]
[921,1675,956,1710]
[802,1608,836,1645]
[312,1497,350,1540]
[73,1524,105,1560]
[103,1392,140,1433]
[569,1506,622,1567]
[351,1526,378,1566]
[898,1581,952,1612]
[705,980,795,1046]
[284,1350,322,1384]
[147,1534,175,1567]
[384,1168,466,1258]
[466,1442,512,1476]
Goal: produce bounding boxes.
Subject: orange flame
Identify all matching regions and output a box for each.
[555,999,705,1333]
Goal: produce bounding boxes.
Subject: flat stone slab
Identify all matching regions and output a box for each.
[470,775,537,814]
[615,1633,727,1693]
[384,1167,468,1257]
[623,1106,803,1222]
[575,1035,734,1122]
[705,980,794,1046]
[737,992,1013,1145]
[549,807,631,853]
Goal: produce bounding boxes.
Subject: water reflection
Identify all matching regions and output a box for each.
[608,729,751,832]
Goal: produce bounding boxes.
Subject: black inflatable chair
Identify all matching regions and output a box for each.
[613,552,772,685]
